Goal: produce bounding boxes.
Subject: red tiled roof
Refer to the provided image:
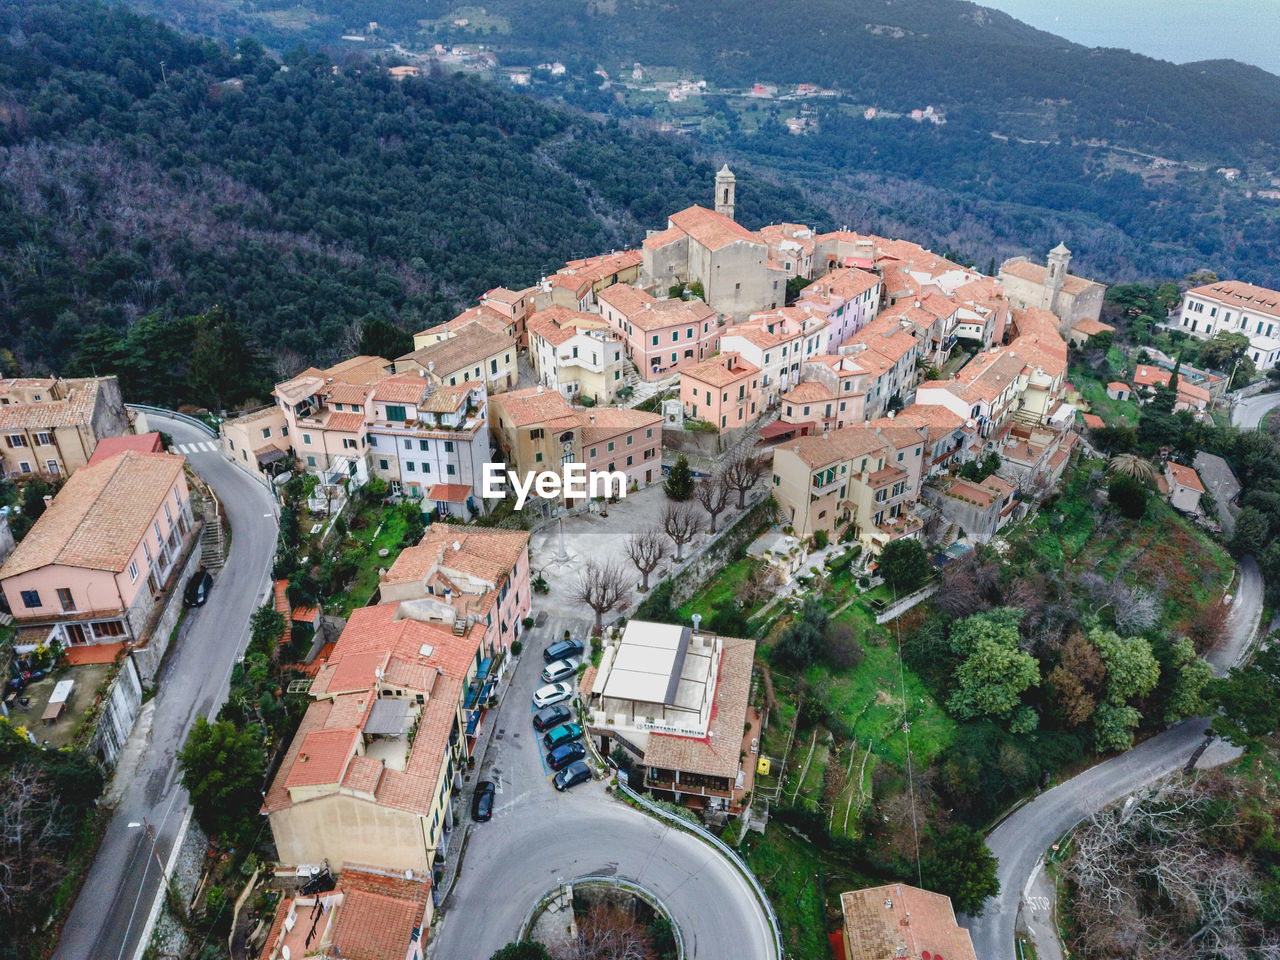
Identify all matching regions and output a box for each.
[428,483,472,503]
[1082,413,1105,429]
[1108,381,1131,392]
[325,411,366,433]
[87,432,163,465]
[332,888,424,960]
[284,727,360,788]
[1168,461,1205,493]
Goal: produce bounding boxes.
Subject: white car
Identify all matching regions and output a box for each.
[533,681,575,709]
[541,658,579,684]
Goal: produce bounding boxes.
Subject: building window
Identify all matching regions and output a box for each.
[626,455,633,466]
[260,427,271,439]
[35,432,52,446]
[57,588,75,611]
[19,589,40,608]
[386,405,407,422]
[306,456,316,467]
[651,334,659,346]
[535,452,544,462]
[447,464,456,475]
[94,620,126,638]
[379,459,389,470]
[128,561,139,582]
[302,433,312,445]
[444,441,454,452]
[646,428,653,439]
[343,438,357,449]
[419,439,429,451]
[530,428,544,440]
[6,435,25,448]
[407,462,416,472]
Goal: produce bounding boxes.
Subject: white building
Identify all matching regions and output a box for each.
[1176,280,1280,371]
[527,306,626,404]
[720,307,829,406]
[366,378,491,520]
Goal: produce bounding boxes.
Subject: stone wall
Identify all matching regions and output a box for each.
[89,655,143,770]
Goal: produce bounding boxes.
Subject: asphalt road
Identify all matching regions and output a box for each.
[56,418,277,960]
[1230,389,1280,429]
[431,613,778,960]
[966,557,1263,960]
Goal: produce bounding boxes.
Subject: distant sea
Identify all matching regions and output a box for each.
[976,0,1280,76]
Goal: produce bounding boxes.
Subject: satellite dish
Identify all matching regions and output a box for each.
[281,947,291,960]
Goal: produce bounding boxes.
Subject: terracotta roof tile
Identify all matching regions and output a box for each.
[332,888,425,960]
[87,432,162,465]
[840,883,977,960]
[644,635,755,778]
[398,323,515,378]
[681,352,760,388]
[0,450,186,578]
[490,386,576,427]
[667,206,762,251]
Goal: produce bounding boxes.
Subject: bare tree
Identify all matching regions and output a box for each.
[624,526,669,592]
[661,502,703,562]
[1113,584,1162,635]
[572,559,630,632]
[693,473,731,533]
[551,903,656,960]
[738,563,782,607]
[723,450,765,508]
[0,766,71,914]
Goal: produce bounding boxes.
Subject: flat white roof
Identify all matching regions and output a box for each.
[601,621,687,705]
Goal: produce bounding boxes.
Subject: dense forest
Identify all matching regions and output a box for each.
[0,0,824,407]
[118,0,1280,291]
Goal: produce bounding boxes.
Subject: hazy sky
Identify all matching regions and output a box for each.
[977,0,1280,75]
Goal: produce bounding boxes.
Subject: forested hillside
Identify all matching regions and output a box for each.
[123,0,1280,291]
[0,0,824,407]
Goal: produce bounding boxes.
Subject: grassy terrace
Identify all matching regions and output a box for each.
[1019,458,1232,626]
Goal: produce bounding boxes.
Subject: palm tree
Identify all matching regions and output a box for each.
[1107,453,1155,482]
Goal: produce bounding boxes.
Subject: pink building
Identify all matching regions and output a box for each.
[0,450,193,648]
[379,524,532,654]
[680,352,761,433]
[581,408,665,489]
[795,268,883,349]
[597,285,720,381]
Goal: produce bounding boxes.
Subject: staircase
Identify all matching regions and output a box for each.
[200,516,226,569]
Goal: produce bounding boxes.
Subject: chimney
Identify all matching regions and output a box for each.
[428,361,435,373]
[589,413,595,424]
[43,495,53,507]
[691,613,702,633]
[536,385,544,394]
[418,368,426,377]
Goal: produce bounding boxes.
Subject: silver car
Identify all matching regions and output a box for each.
[541,658,579,684]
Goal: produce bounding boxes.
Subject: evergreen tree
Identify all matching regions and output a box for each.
[663,454,695,501]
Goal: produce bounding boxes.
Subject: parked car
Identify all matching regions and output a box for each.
[533,681,575,709]
[553,760,592,791]
[471,781,496,822]
[542,722,583,751]
[544,638,585,663]
[546,741,587,771]
[183,569,214,607]
[532,704,572,732]
[541,658,579,684]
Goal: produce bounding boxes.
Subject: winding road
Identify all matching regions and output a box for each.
[1230,389,1280,429]
[965,554,1264,960]
[56,416,277,960]
[431,614,778,960]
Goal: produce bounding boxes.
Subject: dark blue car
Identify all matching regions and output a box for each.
[546,741,587,771]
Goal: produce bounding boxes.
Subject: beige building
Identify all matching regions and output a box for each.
[0,449,194,648]
[583,620,758,815]
[0,376,132,479]
[770,419,926,550]
[263,602,490,875]
[220,405,291,481]
[397,316,518,393]
[528,306,626,404]
[640,168,786,319]
[998,243,1106,332]
[488,387,663,500]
